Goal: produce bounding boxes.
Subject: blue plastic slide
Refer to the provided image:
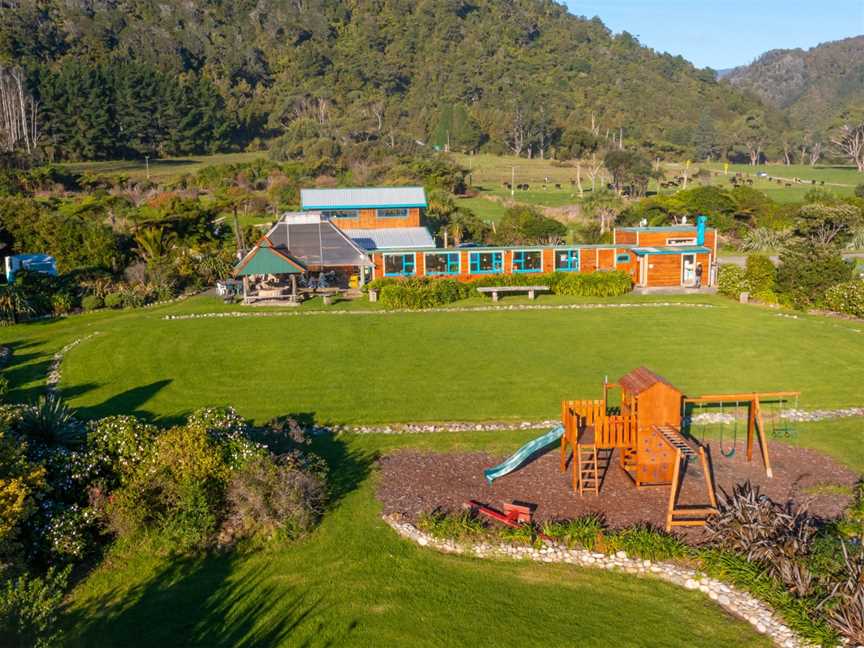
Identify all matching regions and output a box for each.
[483,424,564,485]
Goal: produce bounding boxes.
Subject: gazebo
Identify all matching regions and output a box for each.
[233,237,307,302]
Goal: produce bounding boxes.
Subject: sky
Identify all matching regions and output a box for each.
[565,0,864,69]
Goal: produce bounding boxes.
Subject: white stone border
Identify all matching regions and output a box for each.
[384,515,813,648]
[46,332,100,393]
[161,301,717,320]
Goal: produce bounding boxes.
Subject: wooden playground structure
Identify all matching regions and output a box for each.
[559,367,799,531]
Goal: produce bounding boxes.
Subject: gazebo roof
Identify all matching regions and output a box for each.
[233,239,307,277]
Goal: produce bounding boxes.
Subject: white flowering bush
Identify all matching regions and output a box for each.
[825,280,864,318]
[33,502,99,562]
[187,407,266,468]
[85,416,159,486]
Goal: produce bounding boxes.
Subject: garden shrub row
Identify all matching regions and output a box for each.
[368,270,633,309]
[825,280,864,319]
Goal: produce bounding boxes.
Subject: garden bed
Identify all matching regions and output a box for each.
[378,441,857,539]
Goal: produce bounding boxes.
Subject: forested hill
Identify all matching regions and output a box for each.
[0,0,773,161]
[724,36,864,130]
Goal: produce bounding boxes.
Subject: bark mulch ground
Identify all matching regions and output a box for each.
[377,441,858,538]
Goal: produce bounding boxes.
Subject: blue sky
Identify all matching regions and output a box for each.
[565,0,864,69]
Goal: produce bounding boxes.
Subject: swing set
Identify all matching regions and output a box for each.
[682,391,800,479]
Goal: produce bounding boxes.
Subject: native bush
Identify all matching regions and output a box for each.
[0,566,70,648]
[222,452,327,543]
[0,376,8,402]
[417,509,489,542]
[717,264,747,298]
[80,294,103,311]
[825,280,864,318]
[741,227,790,252]
[777,241,854,308]
[103,292,124,309]
[50,292,74,316]
[605,524,689,561]
[85,415,159,487]
[107,423,232,549]
[186,406,265,469]
[744,254,776,294]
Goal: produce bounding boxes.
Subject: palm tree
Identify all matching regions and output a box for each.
[134,226,176,262]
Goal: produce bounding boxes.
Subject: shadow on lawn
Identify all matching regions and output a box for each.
[72,380,173,422]
[64,551,348,648]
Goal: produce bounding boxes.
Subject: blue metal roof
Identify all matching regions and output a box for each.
[631,246,711,256]
[300,187,427,210]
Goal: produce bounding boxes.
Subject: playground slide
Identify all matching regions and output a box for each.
[483,424,564,485]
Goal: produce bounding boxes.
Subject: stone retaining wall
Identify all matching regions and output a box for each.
[383,514,813,648]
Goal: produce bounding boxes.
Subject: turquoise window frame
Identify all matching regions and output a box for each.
[323,209,359,219]
[616,253,631,264]
[383,253,416,277]
[469,251,503,274]
[512,250,543,273]
[377,207,409,218]
[425,252,460,276]
[555,249,580,272]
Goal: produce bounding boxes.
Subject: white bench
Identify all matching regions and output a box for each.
[476,285,550,302]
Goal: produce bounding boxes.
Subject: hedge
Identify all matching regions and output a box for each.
[368,271,632,310]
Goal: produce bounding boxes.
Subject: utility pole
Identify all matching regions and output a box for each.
[144,154,150,180]
[511,166,515,197]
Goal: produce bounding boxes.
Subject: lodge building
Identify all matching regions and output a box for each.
[236,186,718,290]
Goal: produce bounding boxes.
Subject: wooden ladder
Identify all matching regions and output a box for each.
[574,443,599,495]
[659,425,718,531]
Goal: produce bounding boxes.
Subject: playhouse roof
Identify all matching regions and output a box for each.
[618,367,679,395]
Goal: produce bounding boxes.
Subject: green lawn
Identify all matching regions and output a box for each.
[61,151,268,182]
[455,195,509,222]
[3,295,859,646]
[62,429,771,648]
[2,294,862,426]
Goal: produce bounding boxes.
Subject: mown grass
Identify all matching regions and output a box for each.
[62,429,772,648]
[2,294,862,426]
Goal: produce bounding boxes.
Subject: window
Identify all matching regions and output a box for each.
[616,253,631,264]
[469,251,503,274]
[555,249,579,272]
[377,208,409,218]
[323,209,359,219]
[425,252,460,275]
[383,253,416,276]
[512,250,543,273]
[667,237,696,246]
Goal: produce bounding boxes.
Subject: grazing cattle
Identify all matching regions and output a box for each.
[811,180,816,185]
[785,183,792,188]
[746,179,753,185]
[555,183,561,189]
[820,181,825,186]
[504,182,511,189]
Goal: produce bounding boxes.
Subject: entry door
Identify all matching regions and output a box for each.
[681,254,696,286]
[638,257,648,286]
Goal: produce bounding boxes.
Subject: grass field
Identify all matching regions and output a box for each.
[4,294,861,646]
[3,294,862,426]
[62,429,772,648]
[61,151,268,182]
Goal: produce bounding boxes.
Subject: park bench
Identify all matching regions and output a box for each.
[476,285,550,302]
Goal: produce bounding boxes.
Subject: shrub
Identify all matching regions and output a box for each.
[777,241,854,308]
[744,254,776,294]
[80,295,103,311]
[555,271,632,297]
[50,292,74,316]
[717,264,747,298]
[0,566,70,648]
[0,432,46,558]
[418,509,488,542]
[0,375,8,402]
[103,292,124,309]
[378,278,471,310]
[741,227,790,253]
[108,423,232,549]
[855,183,864,199]
[85,415,159,486]
[825,280,864,318]
[222,452,327,543]
[605,524,689,561]
[17,395,83,448]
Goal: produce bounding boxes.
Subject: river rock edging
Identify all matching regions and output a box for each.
[383,514,815,648]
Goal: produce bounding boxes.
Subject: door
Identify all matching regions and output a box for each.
[638,256,648,287]
[681,254,696,287]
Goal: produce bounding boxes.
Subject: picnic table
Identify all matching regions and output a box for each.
[476,285,550,302]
